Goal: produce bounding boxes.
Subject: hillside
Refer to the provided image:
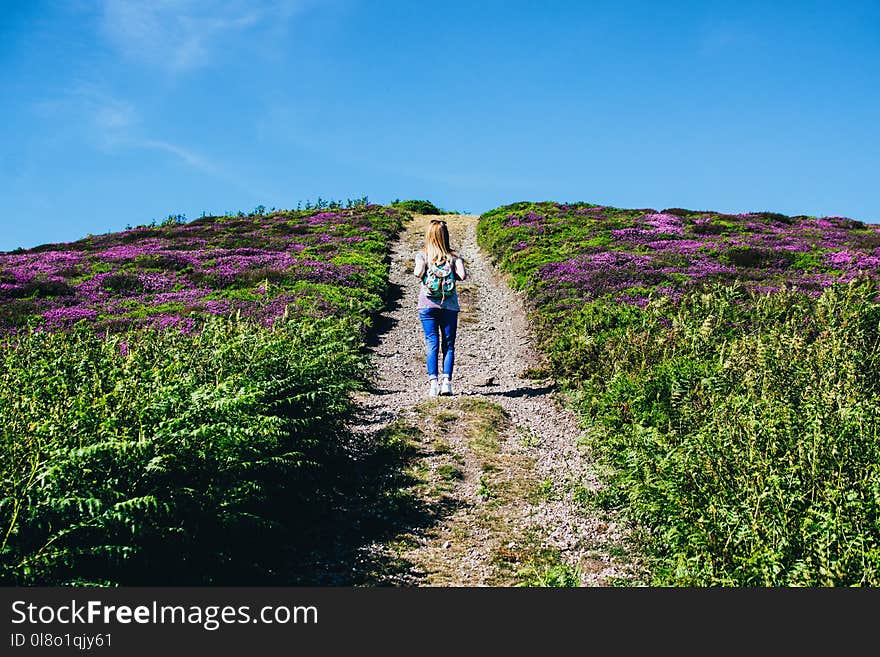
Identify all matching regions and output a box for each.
[0,205,407,585]
[478,201,880,586]
[478,202,880,309]
[0,205,404,335]
[3,199,880,587]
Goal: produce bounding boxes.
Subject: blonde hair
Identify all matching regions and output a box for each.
[424,219,456,265]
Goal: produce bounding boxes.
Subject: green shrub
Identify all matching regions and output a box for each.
[0,316,364,585]
[390,199,443,215]
[567,283,880,585]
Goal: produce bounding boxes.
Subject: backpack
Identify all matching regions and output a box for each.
[423,256,456,301]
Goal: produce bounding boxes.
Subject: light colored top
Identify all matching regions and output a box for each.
[414,251,467,310]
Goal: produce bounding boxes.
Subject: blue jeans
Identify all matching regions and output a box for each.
[418,307,459,379]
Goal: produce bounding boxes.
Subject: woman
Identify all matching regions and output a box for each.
[414,219,468,397]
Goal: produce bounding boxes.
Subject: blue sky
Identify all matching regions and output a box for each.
[1,0,878,250]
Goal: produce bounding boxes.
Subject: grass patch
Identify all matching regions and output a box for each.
[516,425,541,448]
[534,477,555,501]
[517,557,582,587]
[377,419,423,455]
[456,397,508,457]
[436,464,464,481]
[432,439,452,454]
[519,366,550,380]
[477,475,495,500]
[434,410,459,426]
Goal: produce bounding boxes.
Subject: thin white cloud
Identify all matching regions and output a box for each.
[33,84,137,147]
[95,102,136,131]
[124,135,267,197]
[68,88,211,171]
[99,0,310,72]
[256,101,549,192]
[34,85,268,196]
[136,138,216,173]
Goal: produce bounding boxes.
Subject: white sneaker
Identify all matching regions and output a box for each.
[428,378,440,398]
[440,376,452,396]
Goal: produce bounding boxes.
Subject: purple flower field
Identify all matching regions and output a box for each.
[478,202,880,310]
[0,206,405,335]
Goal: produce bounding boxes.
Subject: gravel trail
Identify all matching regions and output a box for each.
[349,214,641,585]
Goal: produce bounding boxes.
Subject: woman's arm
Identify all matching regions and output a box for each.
[454,256,467,281]
[413,251,426,278]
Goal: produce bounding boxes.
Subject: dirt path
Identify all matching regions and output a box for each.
[347,214,643,586]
